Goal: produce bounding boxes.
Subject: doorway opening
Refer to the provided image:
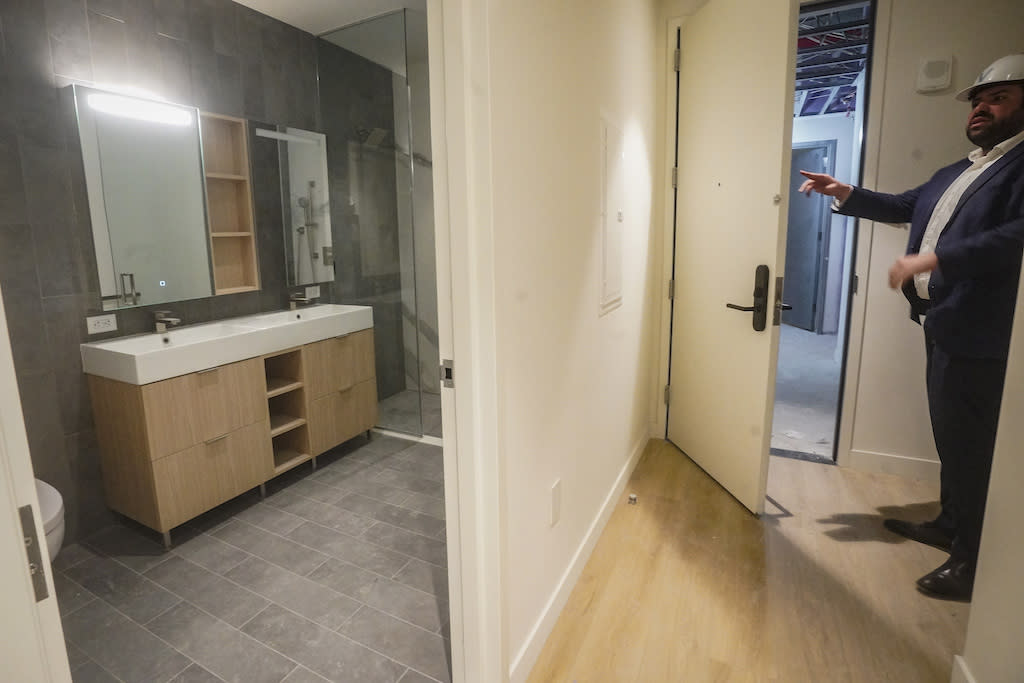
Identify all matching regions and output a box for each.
[771,0,874,464]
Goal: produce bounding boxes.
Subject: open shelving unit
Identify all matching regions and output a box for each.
[200,112,260,294]
[263,349,311,475]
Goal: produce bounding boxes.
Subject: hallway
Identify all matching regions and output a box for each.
[528,440,966,682]
[772,325,843,460]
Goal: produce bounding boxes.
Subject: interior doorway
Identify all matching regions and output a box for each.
[771,0,874,464]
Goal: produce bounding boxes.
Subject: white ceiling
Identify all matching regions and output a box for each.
[231,0,425,36]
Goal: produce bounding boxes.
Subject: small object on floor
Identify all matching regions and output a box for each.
[916,557,974,601]
[883,518,953,553]
[628,493,638,505]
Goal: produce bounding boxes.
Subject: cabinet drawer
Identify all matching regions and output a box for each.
[152,420,272,529]
[306,336,354,399]
[309,379,378,456]
[350,329,375,384]
[142,357,267,459]
[305,329,376,399]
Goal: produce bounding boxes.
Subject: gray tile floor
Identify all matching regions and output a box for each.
[378,391,442,439]
[53,435,451,683]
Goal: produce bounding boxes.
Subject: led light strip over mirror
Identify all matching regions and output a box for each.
[87,93,193,126]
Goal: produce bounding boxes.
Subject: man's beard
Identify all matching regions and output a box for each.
[967,109,1024,150]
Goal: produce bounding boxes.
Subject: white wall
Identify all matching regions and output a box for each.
[955,268,1024,680]
[792,113,856,334]
[844,0,1024,478]
[482,0,664,678]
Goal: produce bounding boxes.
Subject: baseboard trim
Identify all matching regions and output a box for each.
[508,430,650,683]
[847,448,940,482]
[950,655,976,683]
[370,427,443,447]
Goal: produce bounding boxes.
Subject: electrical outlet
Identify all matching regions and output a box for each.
[305,285,320,299]
[86,314,117,335]
[550,479,562,527]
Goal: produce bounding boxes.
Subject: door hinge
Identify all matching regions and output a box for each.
[440,360,454,388]
[18,506,49,602]
[853,274,859,295]
[673,49,681,72]
[667,278,675,300]
[671,166,678,188]
[664,384,671,405]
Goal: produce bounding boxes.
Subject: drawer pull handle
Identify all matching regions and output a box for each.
[196,367,220,375]
[205,434,229,445]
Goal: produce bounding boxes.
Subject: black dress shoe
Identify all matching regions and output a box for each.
[883,518,953,552]
[916,557,974,601]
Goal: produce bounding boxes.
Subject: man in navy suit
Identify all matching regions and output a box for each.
[799,53,1024,601]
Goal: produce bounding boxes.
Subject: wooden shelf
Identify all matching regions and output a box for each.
[211,235,258,292]
[201,112,259,293]
[269,414,306,437]
[266,378,303,398]
[215,285,259,295]
[272,448,311,474]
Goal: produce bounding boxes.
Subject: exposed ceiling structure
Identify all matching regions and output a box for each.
[795,0,872,117]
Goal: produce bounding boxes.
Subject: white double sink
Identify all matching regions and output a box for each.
[81,304,373,385]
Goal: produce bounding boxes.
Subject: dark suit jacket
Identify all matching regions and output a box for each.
[837,141,1024,359]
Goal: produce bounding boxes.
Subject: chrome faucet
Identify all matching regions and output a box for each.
[154,310,181,333]
[289,292,315,310]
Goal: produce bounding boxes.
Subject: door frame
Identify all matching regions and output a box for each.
[656,17,685,438]
[428,2,506,682]
[0,285,72,682]
[787,139,837,333]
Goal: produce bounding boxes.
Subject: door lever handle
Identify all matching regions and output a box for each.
[725,264,770,331]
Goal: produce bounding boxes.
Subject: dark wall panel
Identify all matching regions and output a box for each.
[0,0,321,542]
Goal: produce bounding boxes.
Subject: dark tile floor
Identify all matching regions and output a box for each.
[378,391,442,439]
[53,435,451,683]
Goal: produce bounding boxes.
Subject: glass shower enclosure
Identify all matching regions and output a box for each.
[319,10,440,438]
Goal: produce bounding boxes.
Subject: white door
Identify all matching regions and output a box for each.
[667,0,797,515]
[0,288,72,681]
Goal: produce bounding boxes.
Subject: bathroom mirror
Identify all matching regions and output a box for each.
[255,126,335,286]
[71,85,214,309]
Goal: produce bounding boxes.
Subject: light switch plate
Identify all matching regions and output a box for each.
[86,314,117,335]
[305,285,320,299]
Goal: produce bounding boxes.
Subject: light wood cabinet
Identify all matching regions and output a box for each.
[306,329,378,456]
[200,112,259,294]
[88,328,378,545]
[141,358,266,459]
[263,348,312,476]
[88,357,272,542]
[152,421,270,530]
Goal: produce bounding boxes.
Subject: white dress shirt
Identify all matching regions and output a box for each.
[914,128,1024,299]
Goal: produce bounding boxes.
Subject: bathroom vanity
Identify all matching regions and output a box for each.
[82,305,377,546]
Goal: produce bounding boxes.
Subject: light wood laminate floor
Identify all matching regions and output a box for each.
[528,440,967,683]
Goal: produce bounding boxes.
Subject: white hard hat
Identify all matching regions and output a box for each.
[956,53,1024,101]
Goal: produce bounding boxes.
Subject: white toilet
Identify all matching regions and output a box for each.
[34,479,65,562]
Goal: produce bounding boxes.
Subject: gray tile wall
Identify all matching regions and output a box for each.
[0,0,326,543]
[317,40,407,401]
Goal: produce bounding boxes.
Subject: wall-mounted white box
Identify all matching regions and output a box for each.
[86,314,117,335]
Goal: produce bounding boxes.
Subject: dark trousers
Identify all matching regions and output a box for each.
[925,336,1007,567]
